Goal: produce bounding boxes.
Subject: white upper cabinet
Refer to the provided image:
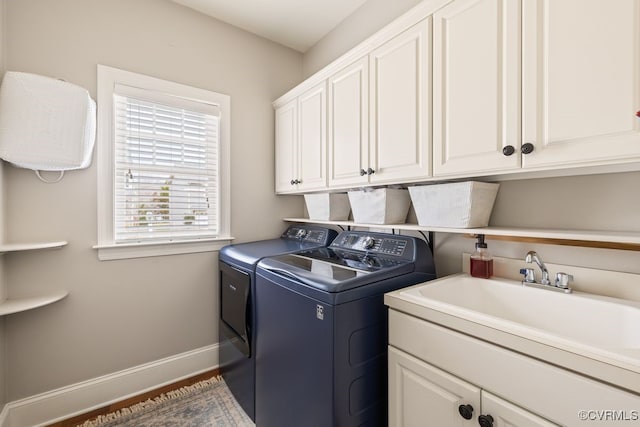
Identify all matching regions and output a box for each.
[275,83,327,193]
[297,82,327,191]
[275,98,297,193]
[434,0,640,177]
[327,57,369,187]
[522,0,640,169]
[369,19,433,184]
[275,0,640,193]
[327,18,433,189]
[433,0,521,176]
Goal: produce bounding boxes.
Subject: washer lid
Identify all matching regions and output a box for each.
[257,248,414,293]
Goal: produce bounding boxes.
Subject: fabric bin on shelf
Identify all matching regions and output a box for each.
[348,188,411,224]
[304,193,351,221]
[408,181,499,228]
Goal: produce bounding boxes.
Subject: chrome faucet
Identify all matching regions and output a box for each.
[524,251,550,286]
[520,251,573,294]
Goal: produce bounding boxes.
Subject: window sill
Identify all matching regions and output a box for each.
[93,237,234,261]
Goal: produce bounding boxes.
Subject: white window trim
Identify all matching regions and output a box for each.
[94,65,232,260]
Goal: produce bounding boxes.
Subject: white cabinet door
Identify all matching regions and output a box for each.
[433,0,521,177]
[275,98,298,193]
[369,19,432,184]
[522,0,640,169]
[389,346,480,427]
[481,391,559,427]
[297,82,327,191]
[328,57,369,187]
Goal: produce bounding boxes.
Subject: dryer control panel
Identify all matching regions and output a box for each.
[281,225,337,245]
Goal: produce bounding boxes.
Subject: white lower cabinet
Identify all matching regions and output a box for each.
[389,346,556,427]
[387,309,640,427]
[481,391,558,427]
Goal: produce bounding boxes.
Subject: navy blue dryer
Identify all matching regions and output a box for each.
[218,224,337,421]
[255,231,436,427]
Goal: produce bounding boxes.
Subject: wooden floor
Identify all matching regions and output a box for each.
[47,368,220,427]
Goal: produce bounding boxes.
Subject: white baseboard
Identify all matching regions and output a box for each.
[2,343,218,427]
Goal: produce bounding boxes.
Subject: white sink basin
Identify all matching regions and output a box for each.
[399,274,640,360]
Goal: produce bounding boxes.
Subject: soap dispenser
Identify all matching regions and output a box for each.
[470,235,493,279]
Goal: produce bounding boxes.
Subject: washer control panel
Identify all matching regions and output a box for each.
[331,232,413,260]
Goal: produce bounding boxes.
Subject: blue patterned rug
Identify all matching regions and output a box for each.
[80,376,254,426]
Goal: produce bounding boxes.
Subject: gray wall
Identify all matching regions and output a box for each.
[4,0,640,407]
[302,0,423,77]
[3,0,303,401]
[302,1,640,277]
[433,172,640,278]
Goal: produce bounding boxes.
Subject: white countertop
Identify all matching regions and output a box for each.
[385,273,640,396]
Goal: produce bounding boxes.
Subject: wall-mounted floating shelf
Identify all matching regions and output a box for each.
[0,240,69,315]
[0,290,69,316]
[0,241,68,254]
[283,218,640,251]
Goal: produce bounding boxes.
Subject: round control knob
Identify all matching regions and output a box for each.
[361,256,375,267]
[295,229,307,238]
[478,414,494,427]
[502,145,515,156]
[362,236,375,249]
[458,404,474,420]
[521,143,535,155]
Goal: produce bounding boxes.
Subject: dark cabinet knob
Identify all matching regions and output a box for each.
[478,414,494,427]
[367,167,375,175]
[502,145,515,156]
[458,404,474,420]
[360,169,367,176]
[290,179,296,185]
[521,143,535,154]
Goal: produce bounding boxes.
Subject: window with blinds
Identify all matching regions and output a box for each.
[113,87,220,243]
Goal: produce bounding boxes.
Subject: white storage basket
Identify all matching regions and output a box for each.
[348,188,411,224]
[408,181,499,228]
[304,193,351,221]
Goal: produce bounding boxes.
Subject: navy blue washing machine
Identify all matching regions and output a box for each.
[218,224,337,421]
[254,231,436,427]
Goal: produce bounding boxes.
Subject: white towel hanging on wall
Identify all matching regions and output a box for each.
[0,71,96,182]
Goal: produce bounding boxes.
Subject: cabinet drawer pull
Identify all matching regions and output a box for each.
[521,143,535,155]
[478,414,494,427]
[502,145,515,156]
[458,404,474,420]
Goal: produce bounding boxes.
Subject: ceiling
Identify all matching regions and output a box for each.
[171,0,368,52]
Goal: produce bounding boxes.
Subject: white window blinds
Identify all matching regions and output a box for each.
[113,85,220,243]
